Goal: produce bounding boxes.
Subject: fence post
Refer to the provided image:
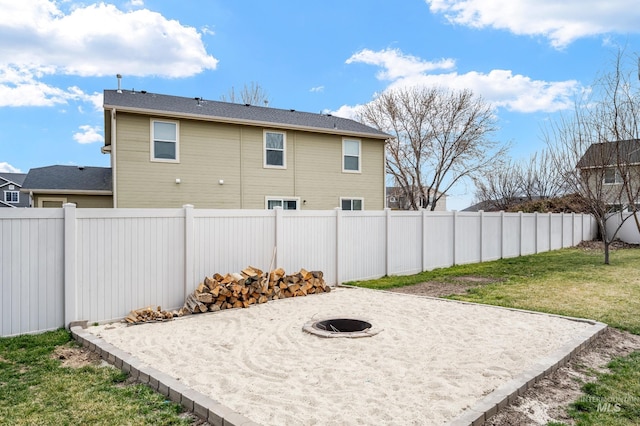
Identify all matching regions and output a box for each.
[335,207,341,285]
[518,211,523,256]
[183,204,194,300]
[560,213,564,248]
[385,208,392,276]
[63,203,77,328]
[452,210,457,265]
[479,210,484,262]
[572,212,576,246]
[422,209,427,271]
[534,212,539,254]
[500,211,504,259]
[274,206,283,269]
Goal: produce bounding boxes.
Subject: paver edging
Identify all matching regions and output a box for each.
[71,295,608,426]
[447,321,607,425]
[70,325,258,426]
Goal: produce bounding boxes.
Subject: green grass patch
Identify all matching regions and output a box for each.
[568,352,640,425]
[0,329,191,426]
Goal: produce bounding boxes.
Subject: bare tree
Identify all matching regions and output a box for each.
[473,159,522,210]
[221,82,270,106]
[359,86,507,211]
[519,150,567,200]
[474,149,565,211]
[545,50,640,264]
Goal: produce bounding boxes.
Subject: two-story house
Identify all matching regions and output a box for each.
[0,173,29,208]
[576,139,640,211]
[102,89,390,210]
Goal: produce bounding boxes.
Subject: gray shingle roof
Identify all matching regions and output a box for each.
[103,89,390,139]
[576,139,640,168]
[0,173,26,187]
[22,166,112,192]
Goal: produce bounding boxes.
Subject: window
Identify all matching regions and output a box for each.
[343,139,361,172]
[264,131,286,168]
[151,120,179,162]
[607,203,624,213]
[266,197,299,210]
[4,191,18,203]
[603,168,623,184]
[341,198,363,210]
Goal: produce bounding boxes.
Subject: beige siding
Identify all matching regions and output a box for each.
[294,133,385,209]
[113,112,386,209]
[34,194,113,208]
[115,114,242,208]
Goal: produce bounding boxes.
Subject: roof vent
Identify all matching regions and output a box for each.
[245,103,251,107]
[195,97,202,106]
[141,90,147,94]
[78,166,85,170]
[116,74,122,93]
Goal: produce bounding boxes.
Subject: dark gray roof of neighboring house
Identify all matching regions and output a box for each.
[22,166,112,192]
[576,139,640,168]
[104,89,390,140]
[0,172,26,186]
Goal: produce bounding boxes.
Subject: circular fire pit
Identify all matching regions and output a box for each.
[303,318,381,338]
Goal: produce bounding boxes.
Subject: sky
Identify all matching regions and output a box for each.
[2,0,640,210]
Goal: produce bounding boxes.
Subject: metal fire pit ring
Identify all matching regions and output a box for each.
[302,317,381,338]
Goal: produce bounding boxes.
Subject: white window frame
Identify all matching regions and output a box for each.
[4,190,19,203]
[603,168,623,185]
[150,119,180,163]
[340,197,364,210]
[342,138,361,173]
[264,130,286,169]
[265,197,300,210]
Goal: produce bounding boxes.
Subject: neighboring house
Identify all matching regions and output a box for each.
[102,89,390,209]
[21,165,113,208]
[576,139,640,211]
[386,186,447,211]
[0,173,29,208]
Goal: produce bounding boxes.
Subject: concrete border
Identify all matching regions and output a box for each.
[70,324,260,426]
[448,321,607,426]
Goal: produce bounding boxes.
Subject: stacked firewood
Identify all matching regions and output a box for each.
[125,306,175,324]
[124,267,330,324]
[179,266,331,315]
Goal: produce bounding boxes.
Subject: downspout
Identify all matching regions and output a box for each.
[111,108,118,208]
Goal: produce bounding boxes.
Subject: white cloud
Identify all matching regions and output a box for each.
[0,65,102,107]
[0,162,22,173]
[0,1,218,77]
[0,0,217,107]
[310,86,325,93]
[201,25,215,36]
[330,104,364,120]
[346,48,581,113]
[73,124,104,144]
[129,0,144,7]
[426,0,640,48]
[346,48,455,80]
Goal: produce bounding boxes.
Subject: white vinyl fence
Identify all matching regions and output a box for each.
[606,212,640,243]
[0,205,597,337]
